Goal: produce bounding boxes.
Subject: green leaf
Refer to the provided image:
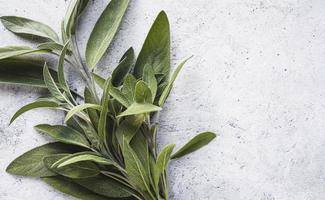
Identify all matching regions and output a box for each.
[6,142,80,177]
[111,47,135,87]
[98,78,111,148]
[0,16,59,42]
[118,103,161,118]
[159,57,191,106]
[153,144,175,191]
[171,132,217,159]
[42,176,112,200]
[34,124,90,149]
[64,0,89,38]
[109,86,131,108]
[64,103,101,123]
[92,72,105,89]
[0,58,57,88]
[84,87,100,129]
[10,99,60,124]
[143,64,157,102]
[123,139,150,192]
[55,152,115,168]
[122,74,137,102]
[135,80,152,104]
[134,11,170,78]
[116,115,144,149]
[37,42,65,52]
[44,154,99,179]
[0,46,48,60]
[73,175,131,198]
[86,0,129,68]
[43,63,65,101]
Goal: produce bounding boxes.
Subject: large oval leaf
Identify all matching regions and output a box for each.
[0,16,59,42]
[86,0,129,69]
[134,11,170,78]
[171,132,217,159]
[0,58,57,88]
[44,154,99,179]
[42,176,112,200]
[34,124,90,149]
[6,142,81,177]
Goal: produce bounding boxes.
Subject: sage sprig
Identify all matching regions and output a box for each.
[1,1,216,199]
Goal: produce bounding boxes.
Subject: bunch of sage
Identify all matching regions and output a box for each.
[1,1,216,199]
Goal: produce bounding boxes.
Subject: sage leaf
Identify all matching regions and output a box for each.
[122,74,137,102]
[153,144,175,191]
[92,72,105,89]
[123,139,150,192]
[143,64,157,102]
[84,87,100,129]
[6,142,80,177]
[73,175,131,198]
[118,103,161,118]
[44,154,99,179]
[0,58,57,88]
[135,80,152,104]
[34,124,90,149]
[42,176,112,200]
[134,11,170,78]
[37,42,65,52]
[10,99,60,124]
[171,132,217,159]
[64,103,101,123]
[55,152,115,168]
[0,46,48,60]
[159,57,191,106]
[116,115,144,149]
[64,0,89,38]
[109,86,131,108]
[98,78,111,149]
[0,16,59,42]
[86,0,129,69]
[43,63,65,101]
[111,47,135,87]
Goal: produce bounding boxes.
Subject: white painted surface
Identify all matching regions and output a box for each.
[0,0,325,199]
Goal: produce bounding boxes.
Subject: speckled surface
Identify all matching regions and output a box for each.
[0,0,325,200]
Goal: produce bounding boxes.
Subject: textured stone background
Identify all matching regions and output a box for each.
[0,0,325,199]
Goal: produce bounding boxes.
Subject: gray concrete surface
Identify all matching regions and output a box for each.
[0,0,325,199]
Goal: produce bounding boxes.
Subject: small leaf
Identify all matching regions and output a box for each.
[171,132,217,159]
[117,103,161,118]
[37,42,66,52]
[0,16,59,42]
[86,0,130,68]
[34,124,90,149]
[92,72,105,89]
[134,11,170,78]
[43,63,65,101]
[6,142,81,177]
[64,0,89,38]
[0,58,58,88]
[44,154,99,179]
[159,57,192,106]
[109,87,130,108]
[116,115,144,149]
[143,64,157,102]
[42,176,112,200]
[64,103,101,123]
[135,80,152,104]
[84,87,100,129]
[111,47,135,87]
[0,46,48,60]
[10,99,59,124]
[153,144,175,190]
[123,139,150,192]
[122,74,137,102]
[55,152,115,168]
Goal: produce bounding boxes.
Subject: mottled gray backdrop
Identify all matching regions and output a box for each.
[0,0,324,199]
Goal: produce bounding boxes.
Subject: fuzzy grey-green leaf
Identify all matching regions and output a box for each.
[0,46,48,60]
[86,0,129,68]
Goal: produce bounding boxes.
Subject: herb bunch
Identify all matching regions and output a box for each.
[1,1,216,199]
